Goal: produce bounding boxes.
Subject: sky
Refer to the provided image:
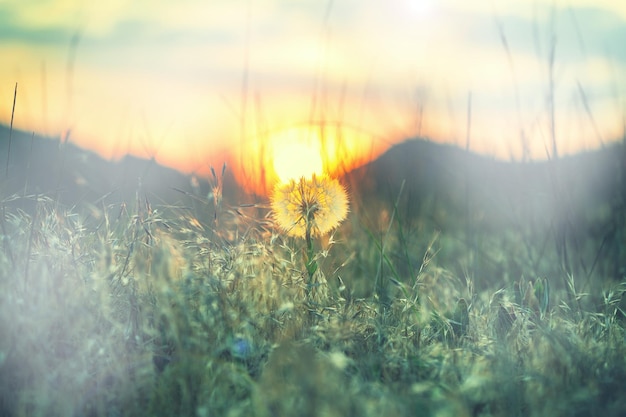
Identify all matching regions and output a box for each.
[1,0,625,194]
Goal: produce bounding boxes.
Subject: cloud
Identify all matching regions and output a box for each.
[564,6,626,63]
[0,10,72,45]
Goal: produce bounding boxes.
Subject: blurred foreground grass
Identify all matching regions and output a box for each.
[1,176,626,417]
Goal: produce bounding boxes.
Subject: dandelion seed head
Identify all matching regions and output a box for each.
[271,174,349,238]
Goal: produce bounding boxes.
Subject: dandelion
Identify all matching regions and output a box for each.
[271,174,349,293]
[271,174,348,239]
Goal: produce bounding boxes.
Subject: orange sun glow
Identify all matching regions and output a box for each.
[272,130,324,183]
[234,122,387,196]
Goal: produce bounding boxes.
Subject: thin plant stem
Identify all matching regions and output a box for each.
[305,209,318,296]
[5,82,17,178]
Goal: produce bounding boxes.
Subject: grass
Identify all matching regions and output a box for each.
[1,153,625,417]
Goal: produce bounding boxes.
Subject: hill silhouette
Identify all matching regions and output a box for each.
[347,137,624,225]
[0,125,229,212]
[3,124,623,214]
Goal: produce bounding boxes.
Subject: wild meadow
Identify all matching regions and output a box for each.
[0,127,625,417]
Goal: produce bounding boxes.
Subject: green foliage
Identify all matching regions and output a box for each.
[1,184,626,417]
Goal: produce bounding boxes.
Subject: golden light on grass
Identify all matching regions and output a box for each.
[271,174,348,239]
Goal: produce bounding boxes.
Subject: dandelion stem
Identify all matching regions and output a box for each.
[305,220,318,293]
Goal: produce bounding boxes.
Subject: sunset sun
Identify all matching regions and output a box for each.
[272,135,324,183]
[232,123,385,195]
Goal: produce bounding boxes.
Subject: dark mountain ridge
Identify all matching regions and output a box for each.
[347,136,624,220]
[1,124,624,234]
[0,126,215,209]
